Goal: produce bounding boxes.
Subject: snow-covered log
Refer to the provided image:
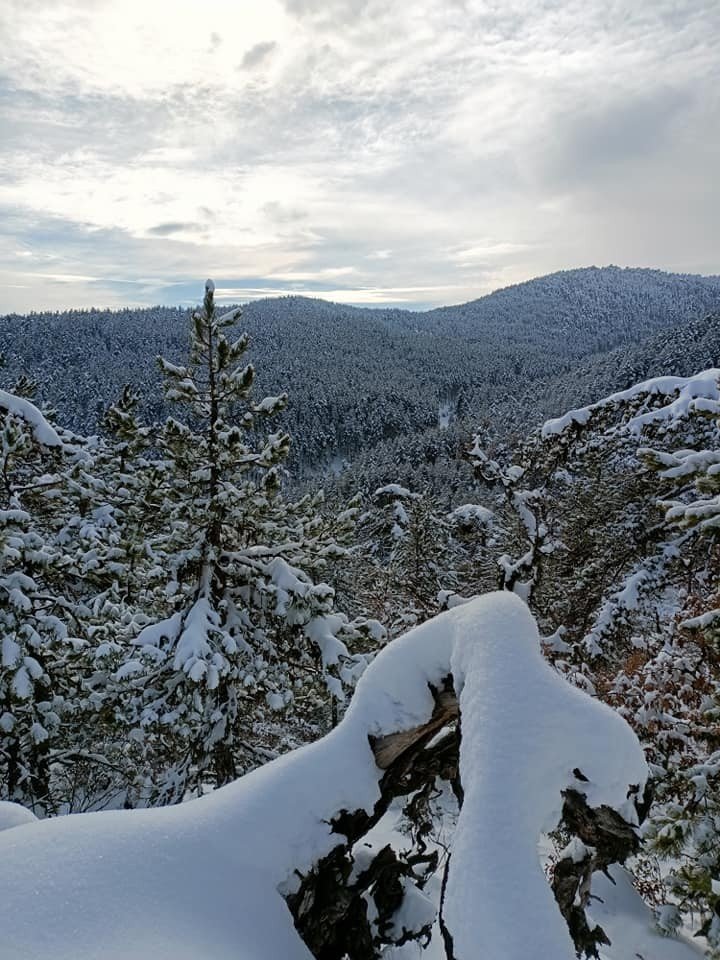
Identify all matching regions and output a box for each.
[0,593,648,960]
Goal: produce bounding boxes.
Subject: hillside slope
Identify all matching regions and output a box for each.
[514,309,720,431]
[2,267,719,475]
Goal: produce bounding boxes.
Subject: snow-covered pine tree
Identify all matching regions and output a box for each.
[629,390,720,954]
[535,368,720,952]
[465,394,688,661]
[0,356,162,812]
[466,434,554,603]
[351,484,458,634]
[119,281,374,801]
[40,386,173,811]
[394,493,455,614]
[606,613,720,953]
[0,377,87,812]
[92,385,165,602]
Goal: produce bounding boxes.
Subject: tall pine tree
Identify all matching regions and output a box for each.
[119,281,373,800]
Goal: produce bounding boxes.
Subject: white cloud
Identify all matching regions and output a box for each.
[213,283,463,305]
[0,0,718,312]
[449,242,534,263]
[0,0,293,97]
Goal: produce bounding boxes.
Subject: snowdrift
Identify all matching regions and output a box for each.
[0,592,664,959]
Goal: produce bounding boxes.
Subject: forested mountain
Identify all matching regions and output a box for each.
[323,309,720,502]
[411,265,720,347]
[2,267,719,481]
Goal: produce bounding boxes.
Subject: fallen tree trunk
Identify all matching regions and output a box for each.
[287,681,460,959]
[0,593,650,960]
[287,678,646,960]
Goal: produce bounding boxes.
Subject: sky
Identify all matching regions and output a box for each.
[0,0,718,313]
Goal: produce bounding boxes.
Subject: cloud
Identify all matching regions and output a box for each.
[262,201,307,223]
[0,0,718,313]
[536,86,697,188]
[148,222,200,237]
[240,41,277,69]
[449,242,535,263]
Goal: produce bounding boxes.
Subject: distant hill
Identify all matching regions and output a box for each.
[419,266,720,348]
[2,266,720,482]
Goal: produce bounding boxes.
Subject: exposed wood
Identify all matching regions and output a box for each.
[287,679,460,960]
[551,784,648,958]
[370,686,458,769]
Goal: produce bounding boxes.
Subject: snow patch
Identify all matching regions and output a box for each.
[0,800,38,832]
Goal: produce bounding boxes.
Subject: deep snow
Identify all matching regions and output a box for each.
[0,592,687,960]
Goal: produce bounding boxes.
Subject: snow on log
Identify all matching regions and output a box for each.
[0,593,647,960]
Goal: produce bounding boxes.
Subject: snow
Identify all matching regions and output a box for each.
[326,453,348,476]
[132,611,183,651]
[448,503,494,527]
[218,306,243,324]
[253,394,286,414]
[157,359,189,378]
[682,607,720,629]
[583,565,653,655]
[559,836,592,863]
[542,368,720,437]
[0,593,648,960]
[374,483,415,499]
[391,877,436,940]
[437,589,472,609]
[437,399,452,430]
[590,867,703,959]
[443,594,647,959]
[0,389,65,448]
[304,612,350,671]
[0,800,38,832]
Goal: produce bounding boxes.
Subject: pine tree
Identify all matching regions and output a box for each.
[0,379,84,811]
[633,398,720,952]
[351,484,458,634]
[45,387,167,810]
[119,281,373,800]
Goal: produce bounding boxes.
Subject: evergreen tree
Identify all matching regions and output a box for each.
[119,282,373,800]
[350,484,458,634]
[0,380,84,811]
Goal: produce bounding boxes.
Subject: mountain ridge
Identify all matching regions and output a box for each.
[2,266,720,484]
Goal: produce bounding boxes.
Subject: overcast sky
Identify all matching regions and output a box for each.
[0,0,718,312]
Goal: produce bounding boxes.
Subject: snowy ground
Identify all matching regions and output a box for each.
[0,594,700,960]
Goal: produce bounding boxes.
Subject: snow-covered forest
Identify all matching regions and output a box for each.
[3,266,720,488]
[2,273,720,959]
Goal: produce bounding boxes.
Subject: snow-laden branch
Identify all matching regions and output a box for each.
[542,368,720,438]
[0,389,66,448]
[0,593,646,960]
